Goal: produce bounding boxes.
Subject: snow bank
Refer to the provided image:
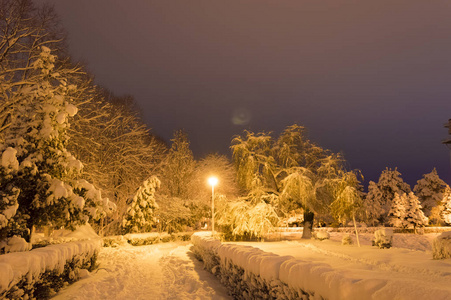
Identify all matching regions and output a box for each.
[0,239,101,299]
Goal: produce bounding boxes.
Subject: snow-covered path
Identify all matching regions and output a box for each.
[52,242,231,300]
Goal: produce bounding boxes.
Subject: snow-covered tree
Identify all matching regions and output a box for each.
[441,188,451,225]
[387,193,408,228]
[161,130,195,200]
[69,89,167,235]
[1,0,68,137]
[413,168,449,217]
[388,192,428,232]
[216,195,279,239]
[0,148,21,241]
[123,176,160,233]
[231,124,344,239]
[404,192,428,232]
[0,47,112,242]
[367,168,411,225]
[330,171,364,246]
[364,181,383,226]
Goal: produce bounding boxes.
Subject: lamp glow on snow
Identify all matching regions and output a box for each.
[208,176,218,235]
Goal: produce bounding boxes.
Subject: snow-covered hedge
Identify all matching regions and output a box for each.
[432,231,451,259]
[192,232,387,300]
[0,239,101,299]
[103,232,193,247]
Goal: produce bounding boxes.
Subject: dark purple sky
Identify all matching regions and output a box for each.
[39,0,451,187]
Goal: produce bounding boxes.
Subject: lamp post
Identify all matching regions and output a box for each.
[208,176,218,236]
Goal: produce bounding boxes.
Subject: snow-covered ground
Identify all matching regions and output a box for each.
[52,242,231,300]
[48,231,451,299]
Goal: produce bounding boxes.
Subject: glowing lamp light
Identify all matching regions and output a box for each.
[208,176,218,187]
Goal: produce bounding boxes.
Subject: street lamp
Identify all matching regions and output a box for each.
[208,176,218,236]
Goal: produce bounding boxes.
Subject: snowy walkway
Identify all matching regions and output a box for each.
[52,242,231,300]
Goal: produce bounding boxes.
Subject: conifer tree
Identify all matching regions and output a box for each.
[441,188,451,225]
[123,176,160,233]
[364,181,383,226]
[161,130,195,200]
[0,47,112,242]
[368,168,411,224]
[388,193,407,228]
[404,192,428,232]
[413,168,449,217]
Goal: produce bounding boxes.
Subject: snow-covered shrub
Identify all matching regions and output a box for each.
[432,231,451,259]
[372,228,393,249]
[1,235,31,253]
[0,239,101,299]
[102,236,128,248]
[123,176,160,233]
[125,233,163,246]
[314,230,330,241]
[342,234,353,245]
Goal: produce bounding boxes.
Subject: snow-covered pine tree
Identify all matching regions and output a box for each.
[404,192,428,232]
[364,181,383,226]
[0,47,113,242]
[123,176,160,233]
[370,168,411,225]
[441,188,451,225]
[0,148,21,242]
[387,193,408,229]
[413,168,449,217]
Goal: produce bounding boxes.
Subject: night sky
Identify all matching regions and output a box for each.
[39,0,451,187]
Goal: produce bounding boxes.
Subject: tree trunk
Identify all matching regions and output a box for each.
[352,213,361,247]
[302,210,314,239]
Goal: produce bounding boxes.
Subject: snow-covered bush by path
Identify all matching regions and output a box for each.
[0,238,101,299]
[432,231,451,259]
[342,234,353,245]
[0,47,113,245]
[372,228,393,249]
[123,176,160,233]
[313,230,330,241]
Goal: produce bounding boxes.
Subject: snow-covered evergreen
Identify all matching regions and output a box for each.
[413,168,449,217]
[387,193,407,228]
[366,168,410,225]
[123,176,160,233]
[441,188,451,225]
[363,181,383,226]
[0,47,113,243]
[388,192,428,231]
[404,192,428,231]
